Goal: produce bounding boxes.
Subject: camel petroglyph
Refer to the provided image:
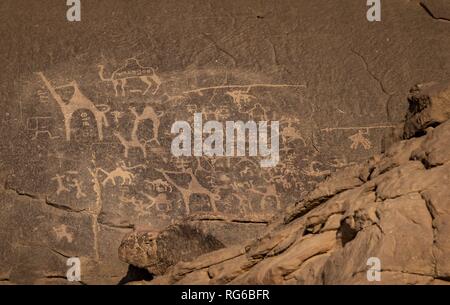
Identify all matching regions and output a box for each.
[99,162,144,187]
[114,106,163,158]
[349,129,372,150]
[36,72,109,141]
[140,192,171,212]
[114,131,148,159]
[98,58,162,96]
[130,106,162,145]
[302,160,331,177]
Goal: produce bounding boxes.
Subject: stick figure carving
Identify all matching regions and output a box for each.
[349,129,372,150]
[99,161,144,186]
[247,180,281,210]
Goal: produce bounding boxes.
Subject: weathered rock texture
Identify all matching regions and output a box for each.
[421,0,450,21]
[118,223,225,275]
[1,0,450,284]
[132,81,450,285]
[118,214,269,276]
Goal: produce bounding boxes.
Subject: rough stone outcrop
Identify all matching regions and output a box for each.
[131,81,450,285]
[118,224,224,275]
[118,214,268,276]
[404,81,450,138]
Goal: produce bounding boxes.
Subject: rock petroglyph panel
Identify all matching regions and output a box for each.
[3,60,402,285]
[14,66,319,225]
[12,64,397,229]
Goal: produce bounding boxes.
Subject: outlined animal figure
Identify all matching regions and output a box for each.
[114,106,163,158]
[243,103,269,121]
[27,116,59,140]
[155,167,220,215]
[36,72,109,141]
[99,161,144,186]
[144,179,173,193]
[281,119,307,146]
[139,192,172,212]
[130,106,162,145]
[98,58,162,96]
[114,131,148,159]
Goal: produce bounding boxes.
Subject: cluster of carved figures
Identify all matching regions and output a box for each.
[27,59,394,218]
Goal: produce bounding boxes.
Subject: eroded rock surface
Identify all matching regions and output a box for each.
[137,81,450,285]
[118,223,225,275]
[421,0,450,21]
[1,0,450,284]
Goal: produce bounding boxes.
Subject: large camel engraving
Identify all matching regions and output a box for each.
[114,106,163,158]
[36,72,109,141]
[98,58,162,96]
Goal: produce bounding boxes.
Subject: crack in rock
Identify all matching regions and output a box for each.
[420,1,450,22]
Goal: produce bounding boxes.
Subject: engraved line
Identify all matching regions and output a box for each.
[321,125,396,132]
[182,84,307,94]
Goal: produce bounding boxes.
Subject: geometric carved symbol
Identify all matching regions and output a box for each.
[27,116,59,140]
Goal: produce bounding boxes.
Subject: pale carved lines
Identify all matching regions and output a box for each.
[155,167,220,215]
[29,67,310,219]
[51,171,87,199]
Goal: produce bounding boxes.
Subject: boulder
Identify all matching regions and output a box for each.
[118,223,225,275]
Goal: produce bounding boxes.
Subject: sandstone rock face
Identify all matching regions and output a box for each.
[118,214,268,276]
[142,81,450,285]
[1,0,450,284]
[404,81,450,138]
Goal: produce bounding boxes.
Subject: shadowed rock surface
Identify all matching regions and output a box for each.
[129,81,450,285]
[118,224,225,275]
